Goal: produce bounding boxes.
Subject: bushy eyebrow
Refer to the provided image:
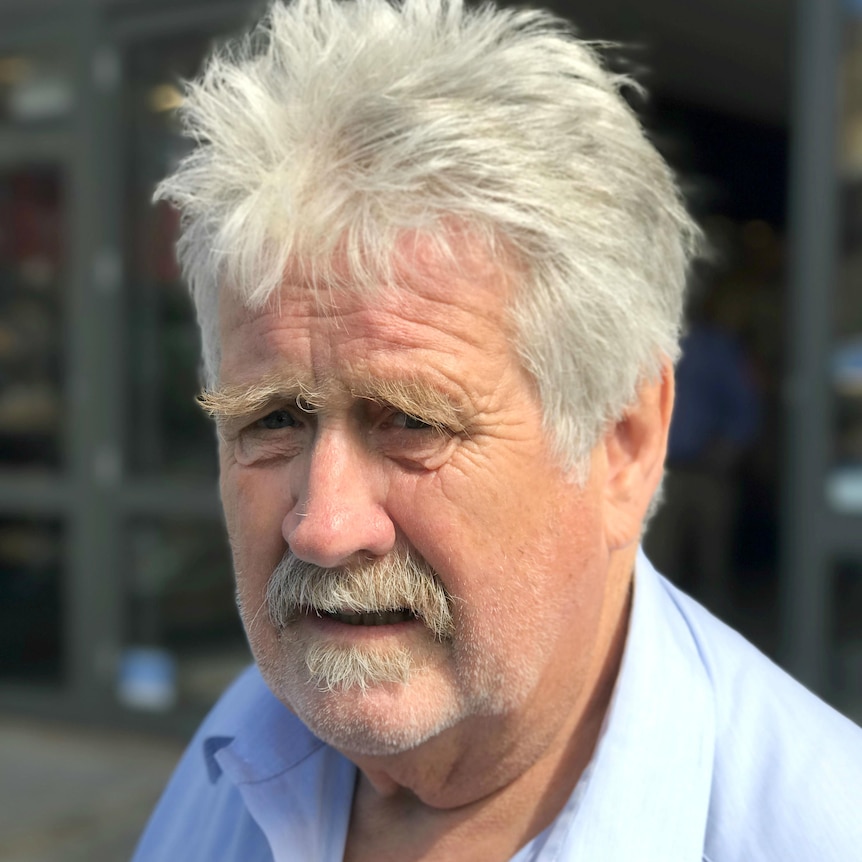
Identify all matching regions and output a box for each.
[196,375,324,423]
[350,378,466,432]
[197,374,466,432]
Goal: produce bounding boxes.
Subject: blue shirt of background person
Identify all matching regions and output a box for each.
[668,322,760,470]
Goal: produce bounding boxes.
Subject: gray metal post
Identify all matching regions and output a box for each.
[65,0,126,704]
[781,0,843,692]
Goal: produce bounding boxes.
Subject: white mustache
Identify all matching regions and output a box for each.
[265,549,455,640]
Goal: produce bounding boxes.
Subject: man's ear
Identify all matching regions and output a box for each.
[602,360,674,551]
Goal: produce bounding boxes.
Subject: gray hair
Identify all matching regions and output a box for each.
[155,0,700,473]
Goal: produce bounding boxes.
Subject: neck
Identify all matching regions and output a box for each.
[345,548,635,861]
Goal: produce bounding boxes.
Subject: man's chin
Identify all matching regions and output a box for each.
[263,654,462,758]
[300,697,444,758]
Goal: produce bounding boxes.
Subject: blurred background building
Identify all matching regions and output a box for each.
[0,0,859,741]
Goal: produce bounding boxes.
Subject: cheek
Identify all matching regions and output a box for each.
[415,467,606,638]
[386,470,485,571]
[221,463,290,580]
[388,469,534,622]
[402,451,559,571]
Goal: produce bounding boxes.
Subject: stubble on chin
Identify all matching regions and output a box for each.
[254,626,465,757]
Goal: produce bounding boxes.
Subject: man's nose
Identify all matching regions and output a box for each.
[283,428,396,568]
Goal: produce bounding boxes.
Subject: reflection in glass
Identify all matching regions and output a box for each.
[123,521,247,711]
[126,36,225,478]
[0,52,73,125]
[0,518,63,683]
[0,167,64,467]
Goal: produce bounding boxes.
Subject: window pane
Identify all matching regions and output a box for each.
[0,166,65,468]
[125,35,226,478]
[121,521,248,712]
[832,560,862,717]
[0,518,63,684]
[829,12,862,509]
[0,51,73,126]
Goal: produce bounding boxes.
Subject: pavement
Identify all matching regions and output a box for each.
[0,717,184,862]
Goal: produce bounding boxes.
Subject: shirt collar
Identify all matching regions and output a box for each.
[545,549,715,859]
[201,667,326,786]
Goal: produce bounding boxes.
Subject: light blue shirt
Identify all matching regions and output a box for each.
[133,552,862,861]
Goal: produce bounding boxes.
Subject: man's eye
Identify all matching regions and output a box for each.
[391,412,435,431]
[257,409,298,430]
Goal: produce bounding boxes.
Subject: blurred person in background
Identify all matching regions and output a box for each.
[133,1,862,859]
[644,283,761,619]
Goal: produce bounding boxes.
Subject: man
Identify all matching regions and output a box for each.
[134,1,862,859]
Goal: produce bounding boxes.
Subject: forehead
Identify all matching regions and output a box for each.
[217,235,520,386]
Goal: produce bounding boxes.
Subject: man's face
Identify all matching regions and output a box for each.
[216,240,622,758]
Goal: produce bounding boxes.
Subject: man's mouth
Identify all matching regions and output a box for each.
[321,609,418,626]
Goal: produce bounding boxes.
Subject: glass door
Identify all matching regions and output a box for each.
[0,46,73,688]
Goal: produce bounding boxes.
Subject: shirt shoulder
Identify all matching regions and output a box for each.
[665,584,862,862]
[131,666,276,862]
